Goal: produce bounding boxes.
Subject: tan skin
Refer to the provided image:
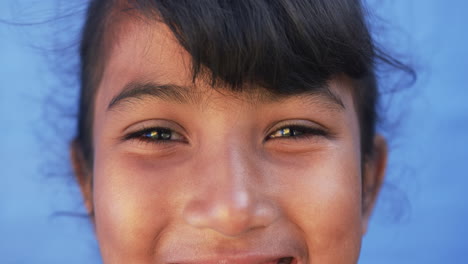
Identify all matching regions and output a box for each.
[72,20,387,264]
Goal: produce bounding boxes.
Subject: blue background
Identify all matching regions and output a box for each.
[1,0,467,263]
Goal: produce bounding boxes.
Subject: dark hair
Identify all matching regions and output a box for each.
[76,0,413,169]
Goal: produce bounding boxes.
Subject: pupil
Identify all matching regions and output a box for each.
[161,132,171,139]
[282,128,291,137]
[145,129,172,140]
[148,131,158,138]
[292,129,303,136]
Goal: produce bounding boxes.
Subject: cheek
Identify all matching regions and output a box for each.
[92,151,182,261]
[269,148,363,261]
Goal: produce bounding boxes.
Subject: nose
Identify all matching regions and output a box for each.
[182,145,279,237]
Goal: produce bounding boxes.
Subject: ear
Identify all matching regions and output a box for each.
[361,134,387,234]
[70,139,94,217]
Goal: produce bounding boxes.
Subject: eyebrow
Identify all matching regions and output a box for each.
[107,81,345,111]
[107,82,195,110]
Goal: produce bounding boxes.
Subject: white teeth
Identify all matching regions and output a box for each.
[277,257,293,264]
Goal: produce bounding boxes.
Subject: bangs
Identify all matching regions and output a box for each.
[129,0,375,94]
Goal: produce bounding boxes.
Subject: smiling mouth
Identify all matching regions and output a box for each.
[171,256,297,264]
[275,257,295,264]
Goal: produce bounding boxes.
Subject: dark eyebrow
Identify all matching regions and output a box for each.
[261,86,345,111]
[107,82,195,110]
[107,81,345,111]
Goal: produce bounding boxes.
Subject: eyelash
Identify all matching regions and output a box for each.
[266,125,328,141]
[124,127,186,144]
[124,125,328,145]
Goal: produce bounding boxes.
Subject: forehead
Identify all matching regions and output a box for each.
[103,19,183,79]
[96,17,355,115]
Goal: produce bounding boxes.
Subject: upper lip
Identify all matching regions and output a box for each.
[159,228,305,264]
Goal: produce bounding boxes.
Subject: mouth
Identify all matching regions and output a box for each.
[171,256,297,264]
[273,257,296,264]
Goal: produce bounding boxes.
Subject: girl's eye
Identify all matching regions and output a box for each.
[267,125,327,140]
[124,127,185,143]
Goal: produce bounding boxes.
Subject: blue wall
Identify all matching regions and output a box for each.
[1,0,467,263]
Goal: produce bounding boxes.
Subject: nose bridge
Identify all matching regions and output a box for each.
[213,143,253,215]
[217,139,252,192]
[183,136,278,237]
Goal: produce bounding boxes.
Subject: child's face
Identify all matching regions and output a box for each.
[74,20,387,264]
